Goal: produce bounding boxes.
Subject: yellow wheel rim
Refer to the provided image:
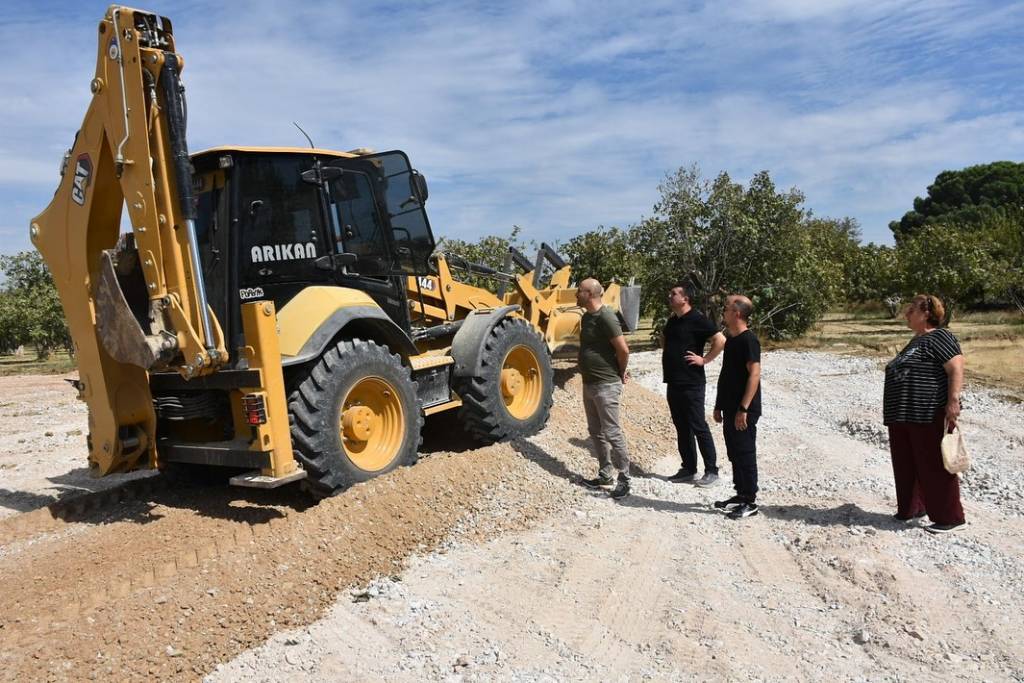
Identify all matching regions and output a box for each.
[501,345,543,420]
[339,376,405,472]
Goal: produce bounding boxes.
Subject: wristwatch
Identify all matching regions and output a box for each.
[737,405,748,413]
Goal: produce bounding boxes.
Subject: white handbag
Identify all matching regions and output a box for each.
[941,423,971,475]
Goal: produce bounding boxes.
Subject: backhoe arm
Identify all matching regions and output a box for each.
[29,6,226,475]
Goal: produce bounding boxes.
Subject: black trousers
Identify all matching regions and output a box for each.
[723,412,759,502]
[666,383,718,475]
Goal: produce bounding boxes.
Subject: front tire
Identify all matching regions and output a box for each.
[456,317,554,443]
[288,339,422,498]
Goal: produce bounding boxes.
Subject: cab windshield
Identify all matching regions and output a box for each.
[359,150,435,275]
[235,150,436,282]
[237,154,328,284]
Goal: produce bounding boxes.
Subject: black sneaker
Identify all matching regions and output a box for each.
[924,521,965,534]
[726,502,759,519]
[667,469,697,483]
[581,476,616,490]
[714,495,745,511]
[694,472,719,488]
[893,510,927,522]
[610,478,630,499]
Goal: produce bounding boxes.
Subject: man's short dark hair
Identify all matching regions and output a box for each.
[733,297,753,321]
[670,280,695,301]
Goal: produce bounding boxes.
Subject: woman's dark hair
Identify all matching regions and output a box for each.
[910,294,945,327]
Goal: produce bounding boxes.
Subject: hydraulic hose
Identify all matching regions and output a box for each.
[160,52,216,355]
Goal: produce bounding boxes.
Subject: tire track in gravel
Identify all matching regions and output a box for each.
[0,445,554,681]
[0,361,670,682]
[6,352,1024,681]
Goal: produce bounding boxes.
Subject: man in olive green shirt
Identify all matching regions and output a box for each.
[576,278,632,499]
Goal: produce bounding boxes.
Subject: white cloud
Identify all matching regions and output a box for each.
[1,0,1021,257]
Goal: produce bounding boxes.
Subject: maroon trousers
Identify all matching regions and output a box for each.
[887,413,965,525]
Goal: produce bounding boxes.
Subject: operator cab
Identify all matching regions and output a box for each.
[191,147,435,364]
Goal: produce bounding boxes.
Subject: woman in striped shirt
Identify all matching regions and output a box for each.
[883,294,966,534]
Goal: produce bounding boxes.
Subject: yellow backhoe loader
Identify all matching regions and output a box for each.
[31,5,640,497]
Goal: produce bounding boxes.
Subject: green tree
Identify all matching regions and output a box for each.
[632,166,840,339]
[803,215,861,300]
[978,209,1024,313]
[890,161,1024,243]
[845,243,900,305]
[896,224,997,320]
[0,292,29,353]
[562,226,637,287]
[434,227,533,292]
[0,251,71,358]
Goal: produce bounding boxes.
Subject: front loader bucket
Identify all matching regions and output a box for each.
[616,286,641,332]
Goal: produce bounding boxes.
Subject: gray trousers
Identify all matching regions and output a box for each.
[582,381,630,479]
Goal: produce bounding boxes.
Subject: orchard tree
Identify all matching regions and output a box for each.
[0,251,71,358]
[434,227,532,293]
[845,243,900,306]
[562,226,637,287]
[979,209,1024,313]
[896,224,996,320]
[632,166,840,339]
[0,292,28,353]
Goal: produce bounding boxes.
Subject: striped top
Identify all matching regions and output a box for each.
[883,328,962,425]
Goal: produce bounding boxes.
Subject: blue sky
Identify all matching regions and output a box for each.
[2,0,1022,257]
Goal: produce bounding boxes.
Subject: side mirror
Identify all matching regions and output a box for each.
[410,170,428,204]
[301,166,344,185]
[314,253,358,271]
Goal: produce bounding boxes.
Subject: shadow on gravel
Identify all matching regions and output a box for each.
[0,468,157,514]
[512,439,579,483]
[143,482,315,524]
[564,437,657,479]
[1,474,315,531]
[552,365,578,389]
[515,438,657,486]
[0,488,58,514]
[613,494,720,516]
[762,502,904,530]
[420,411,484,455]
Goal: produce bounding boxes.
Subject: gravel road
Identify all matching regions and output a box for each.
[206,350,1024,682]
[0,349,1021,680]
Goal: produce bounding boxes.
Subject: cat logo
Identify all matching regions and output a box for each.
[71,154,92,206]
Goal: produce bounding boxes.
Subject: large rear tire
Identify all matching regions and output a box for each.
[288,339,422,498]
[456,316,554,443]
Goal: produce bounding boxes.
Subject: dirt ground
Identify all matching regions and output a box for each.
[1,350,1022,681]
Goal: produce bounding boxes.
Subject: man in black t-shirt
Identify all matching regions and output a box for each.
[713,294,762,520]
[662,281,725,486]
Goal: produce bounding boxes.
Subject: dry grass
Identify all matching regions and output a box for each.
[0,350,75,377]
[4,311,1018,399]
[774,309,1024,399]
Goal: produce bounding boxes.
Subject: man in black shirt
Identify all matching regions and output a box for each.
[662,281,725,486]
[713,294,762,520]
